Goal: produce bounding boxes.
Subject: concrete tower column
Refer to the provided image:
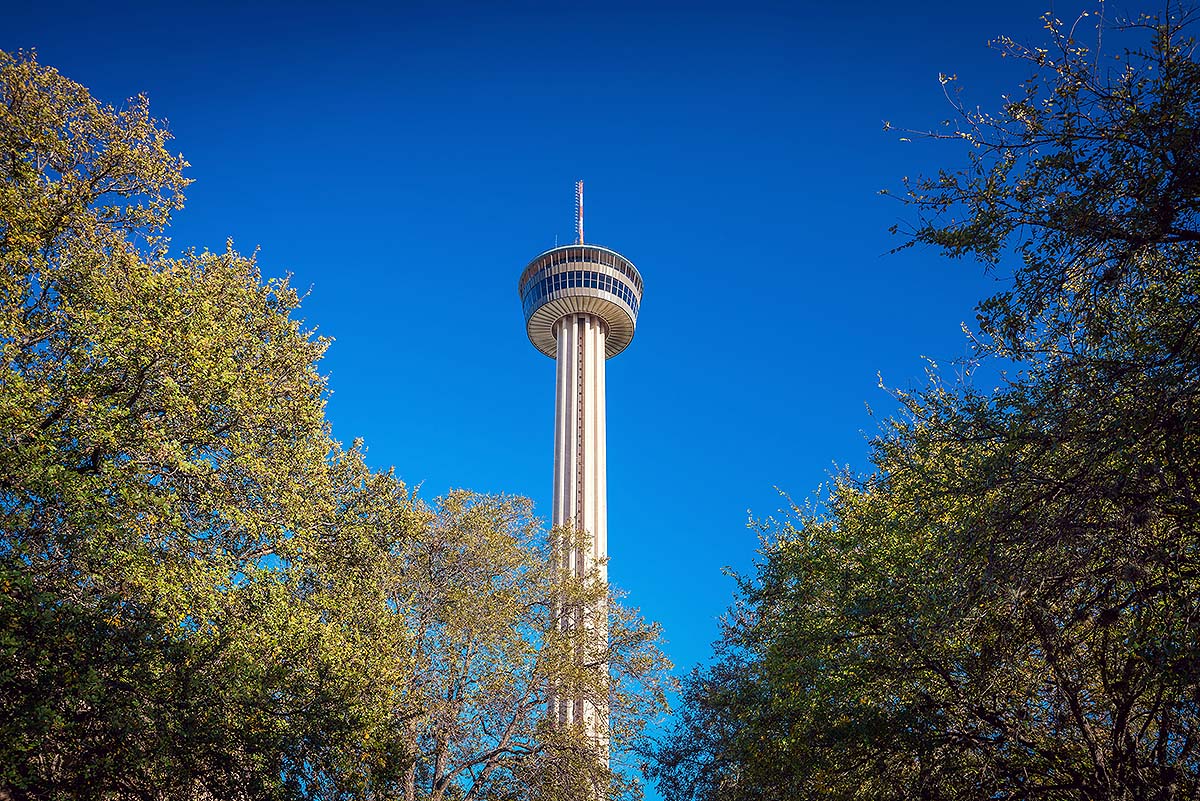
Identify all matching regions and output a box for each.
[550,313,609,735]
[553,313,608,580]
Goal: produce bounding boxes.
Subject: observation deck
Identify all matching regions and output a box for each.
[517,243,644,359]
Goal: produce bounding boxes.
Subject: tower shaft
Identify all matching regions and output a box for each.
[553,312,607,580]
[550,312,609,742]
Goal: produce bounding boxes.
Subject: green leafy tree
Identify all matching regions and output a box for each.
[654,7,1200,800]
[0,48,408,800]
[0,50,672,801]
[377,501,670,801]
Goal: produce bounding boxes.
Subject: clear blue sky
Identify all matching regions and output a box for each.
[7,0,1090,775]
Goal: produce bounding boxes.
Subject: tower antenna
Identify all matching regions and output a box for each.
[575,180,584,244]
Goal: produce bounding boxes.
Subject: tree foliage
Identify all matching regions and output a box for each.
[0,50,670,800]
[654,8,1200,800]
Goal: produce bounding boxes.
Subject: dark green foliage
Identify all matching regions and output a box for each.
[654,8,1200,801]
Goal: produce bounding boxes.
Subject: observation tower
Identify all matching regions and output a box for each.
[517,182,643,751]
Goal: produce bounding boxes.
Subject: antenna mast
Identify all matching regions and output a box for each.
[575,180,584,244]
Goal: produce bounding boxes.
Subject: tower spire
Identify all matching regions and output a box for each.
[575,180,584,244]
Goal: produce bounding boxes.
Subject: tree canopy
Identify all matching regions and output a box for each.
[653,8,1200,800]
[0,50,670,801]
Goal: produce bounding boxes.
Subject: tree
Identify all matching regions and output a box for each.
[374,498,670,801]
[0,50,672,800]
[0,48,407,799]
[653,7,1200,800]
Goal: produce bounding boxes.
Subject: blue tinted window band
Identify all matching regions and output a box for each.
[522,270,640,316]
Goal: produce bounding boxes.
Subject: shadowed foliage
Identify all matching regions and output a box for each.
[653,7,1200,800]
